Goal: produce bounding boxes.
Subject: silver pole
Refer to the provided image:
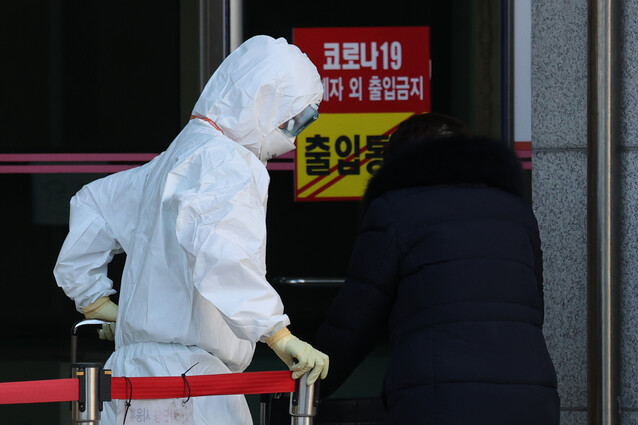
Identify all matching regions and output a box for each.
[178,0,226,124]
[197,0,226,90]
[289,374,318,425]
[587,0,621,424]
[71,364,103,424]
[229,0,243,53]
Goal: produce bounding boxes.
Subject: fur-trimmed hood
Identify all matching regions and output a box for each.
[363,136,524,208]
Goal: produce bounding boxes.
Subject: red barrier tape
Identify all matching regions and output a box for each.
[111,371,295,400]
[0,371,295,405]
[0,378,78,404]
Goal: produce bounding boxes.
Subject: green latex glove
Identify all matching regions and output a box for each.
[98,322,116,341]
[82,297,117,341]
[266,327,329,385]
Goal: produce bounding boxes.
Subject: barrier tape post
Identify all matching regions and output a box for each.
[289,374,319,425]
[71,319,112,424]
[71,364,111,424]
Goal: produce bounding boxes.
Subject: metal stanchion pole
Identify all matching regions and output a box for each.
[259,393,270,425]
[289,374,319,425]
[71,364,111,424]
[70,320,112,424]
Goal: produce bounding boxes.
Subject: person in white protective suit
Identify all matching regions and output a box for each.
[53,35,329,425]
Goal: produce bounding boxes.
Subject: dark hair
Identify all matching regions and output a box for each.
[384,112,470,160]
[365,136,524,207]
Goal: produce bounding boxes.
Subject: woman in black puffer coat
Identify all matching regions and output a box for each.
[314,113,560,425]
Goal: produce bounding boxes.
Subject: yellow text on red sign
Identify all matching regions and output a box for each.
[295,112,415,201]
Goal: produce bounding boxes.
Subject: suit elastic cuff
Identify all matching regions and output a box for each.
[265,326,291,347]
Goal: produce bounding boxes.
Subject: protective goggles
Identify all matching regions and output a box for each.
[278,104,319,138]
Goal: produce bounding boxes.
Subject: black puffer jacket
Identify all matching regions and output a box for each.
[315,137,559,425]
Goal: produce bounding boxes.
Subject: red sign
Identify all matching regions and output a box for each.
[294,26,431,114]
[292,27,430,201]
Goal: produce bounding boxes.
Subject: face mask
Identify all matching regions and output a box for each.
[259,129,297,161]
[259,104,320,162]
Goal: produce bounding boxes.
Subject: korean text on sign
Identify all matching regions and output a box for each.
[294,26,431,114]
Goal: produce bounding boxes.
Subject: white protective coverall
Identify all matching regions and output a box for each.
[53,35,324,425]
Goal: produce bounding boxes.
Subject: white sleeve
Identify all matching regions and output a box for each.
[175,162,289,343]
[53,185,122,312]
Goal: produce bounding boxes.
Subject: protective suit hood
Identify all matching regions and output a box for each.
[192,35,324,160]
